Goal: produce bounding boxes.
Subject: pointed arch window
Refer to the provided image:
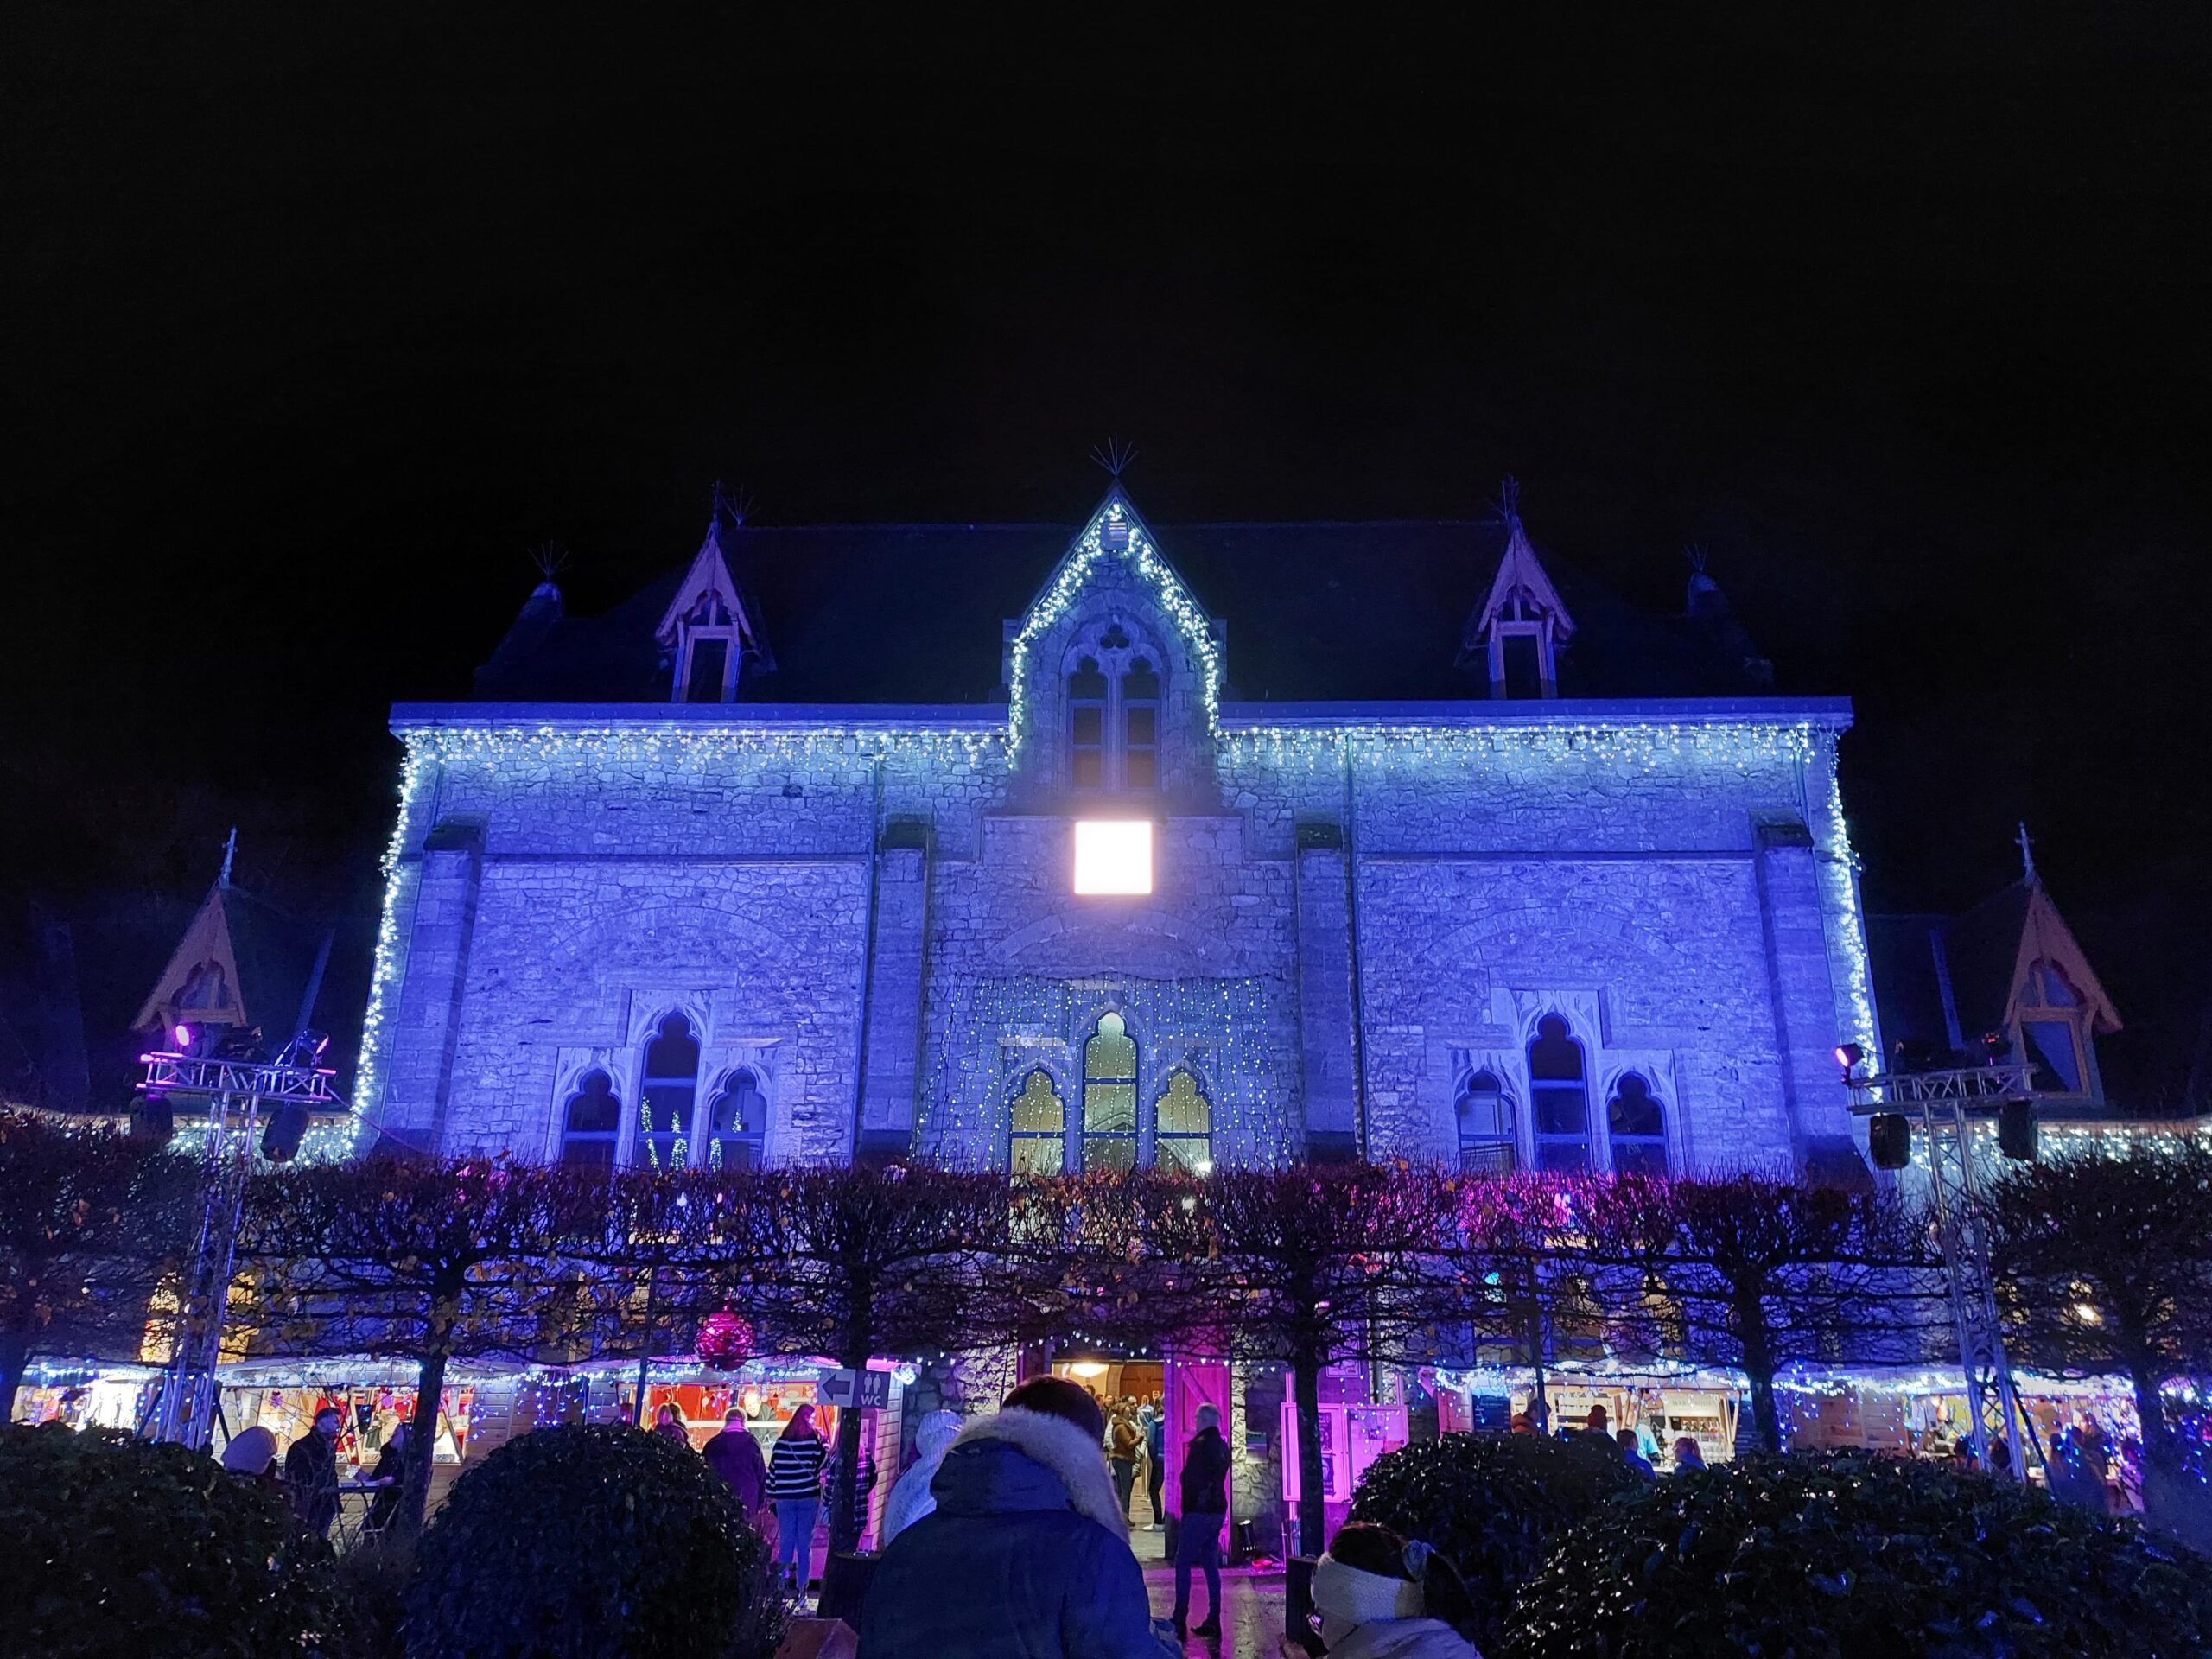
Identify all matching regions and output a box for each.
[1009,1068,1066,1176]
[637,1014,701,1169]
[1605,1073,1669,1176]
[709,1069,766,1170]
[174,961,230,1012]
[1069,658,1109,789]
[1529,1015,1591,1171]
[1456,1068,1516,1175]
[1082,1013,1139,1173]
[672,590,751,705]
[2020,959,2090,1094]
[562,1071,621,1167]
[1154,1069,1212,1174]
[1122,658,1160,790]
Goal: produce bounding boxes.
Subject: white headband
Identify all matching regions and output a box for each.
[1312,1554,1424,1625]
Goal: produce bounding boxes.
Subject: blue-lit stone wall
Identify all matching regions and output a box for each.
[360,711,1870,1179]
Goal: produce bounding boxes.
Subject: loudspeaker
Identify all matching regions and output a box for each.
[261,1103,309,1163]
[1868,1114,1911,1170]
[1998,1098,2037,1162]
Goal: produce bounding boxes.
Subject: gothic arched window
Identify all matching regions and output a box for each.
[1456,1067,1516,1175]
[1529,1015,1591,1171]
[1122,658,1160,790]
[1069,658,1108,789]
[175,961,229,1011]
[637,1013,701,1169]
[709,1069,767,1170]
[1008,1068,1066,1176]
[1083,1013,1139,1173]
[1154,1069,1212,1174]
[2020,959,2090,1094]
[1605,1073,1669,1176]
[682,594,735,702]
[562,1071,621,1167]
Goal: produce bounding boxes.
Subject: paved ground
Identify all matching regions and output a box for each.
[1143,1565,1289,1659]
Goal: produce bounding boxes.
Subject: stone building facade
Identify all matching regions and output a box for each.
[358,485,1878,1184]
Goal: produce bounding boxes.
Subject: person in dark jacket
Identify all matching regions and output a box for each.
[859,1376,1175,1659]
[283,1407,343,1538]
[1141,1402,1166,1530]
[766,1405,830,1590]
[1173,1404,1233,1637]
[703,1408,769,1516]
[365,1421,410,1533]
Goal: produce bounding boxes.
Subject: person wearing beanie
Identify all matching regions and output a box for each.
[878,1408,963,1545]
[1283,1520,1483,1659]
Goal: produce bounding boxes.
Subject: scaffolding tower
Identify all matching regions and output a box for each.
[137,1047,342,1447]
[1851,1061,2037,1473]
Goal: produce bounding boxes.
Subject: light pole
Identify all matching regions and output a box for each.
[1841,1043,2037,1475]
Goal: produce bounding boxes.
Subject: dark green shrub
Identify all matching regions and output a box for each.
[1350,1430,1637,1655]
[0,1421,348,1657]
[1503,1450,2212,1659]
[334,1532,415,1658]
[404,1423,783,1659]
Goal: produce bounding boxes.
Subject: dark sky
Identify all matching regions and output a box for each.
[4,8,2209,1105]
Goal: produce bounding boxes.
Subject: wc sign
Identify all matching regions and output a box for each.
[821,1368,893,1410]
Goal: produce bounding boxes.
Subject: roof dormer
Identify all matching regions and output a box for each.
[1461,479,1576,699]
[656,505,768,703]
[1005,479,1224,804]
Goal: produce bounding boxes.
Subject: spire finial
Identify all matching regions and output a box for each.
[712,480,752,528]
[2016,821,2037,881]
[1497,475,1522,524]
[1089,435,1138,480]
[219,826,238,889]
[530,540,569,583]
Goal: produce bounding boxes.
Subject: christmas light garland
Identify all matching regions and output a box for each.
[1006,495,1224,752]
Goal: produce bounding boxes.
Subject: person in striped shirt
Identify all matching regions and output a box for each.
[766,1404,829,1590]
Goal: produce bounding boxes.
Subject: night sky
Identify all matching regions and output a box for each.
[4,10,2208,1106]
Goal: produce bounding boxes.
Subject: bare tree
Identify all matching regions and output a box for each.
[737,1163,1021,1553]
[576,1164,772,1421]
[1104,1163,1457,1557]
[1575,1172,1941,1452]
[0,1111,191,1419]
[1986,1142,2212,1523]
[240,1152,609,1534]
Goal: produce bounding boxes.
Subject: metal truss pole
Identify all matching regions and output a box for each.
[1859,1063,2037,1475]
[149,1091,261,1447]
[138,1046,338,1448]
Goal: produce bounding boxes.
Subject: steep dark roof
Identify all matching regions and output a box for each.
[1869,880,2038,1061]
[1939,880,2035,1040]
[473,518,1777,704]
[1866,912,1957,1061]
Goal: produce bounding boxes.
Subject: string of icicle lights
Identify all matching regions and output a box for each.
[1006,496,1226,750]
[352,714,1870,1140]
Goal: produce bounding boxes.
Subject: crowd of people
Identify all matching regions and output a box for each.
[213,1385,2144,1656]
[1507,1398,1704,1478]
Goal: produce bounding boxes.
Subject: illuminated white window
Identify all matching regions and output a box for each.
[1073,820,1152,895]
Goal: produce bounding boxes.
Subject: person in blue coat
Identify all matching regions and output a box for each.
[859,1376,1175,1659]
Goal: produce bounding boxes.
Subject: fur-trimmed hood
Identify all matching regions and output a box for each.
[935,1407,1129,1538]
